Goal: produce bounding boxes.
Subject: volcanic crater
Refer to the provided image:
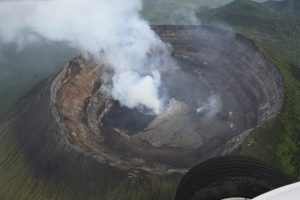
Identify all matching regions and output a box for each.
[31,26,283,174]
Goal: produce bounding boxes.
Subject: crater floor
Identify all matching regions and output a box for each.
[50,25,283,173]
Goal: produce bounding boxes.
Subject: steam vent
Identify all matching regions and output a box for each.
[19,26,284,174]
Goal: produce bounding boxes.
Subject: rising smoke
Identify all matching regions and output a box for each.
[0,0,173,114]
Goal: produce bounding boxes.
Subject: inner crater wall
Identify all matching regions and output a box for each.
[47,25,284,173]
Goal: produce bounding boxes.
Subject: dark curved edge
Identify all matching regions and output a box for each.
[5,25,285,198]
[175,156,297,200]
[12,76,126,197]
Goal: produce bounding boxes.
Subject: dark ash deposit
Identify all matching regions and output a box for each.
[15,26,284,175]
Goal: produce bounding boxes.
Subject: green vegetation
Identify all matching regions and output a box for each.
[199,0,300,178]
[141,0,239,24]
[0,117,179,200]
[0,0,299,199]
[264,0,300,18]
[0,18,179,200]
[142,0,201,24]
[107,176,179,200]
[141,0,269,24]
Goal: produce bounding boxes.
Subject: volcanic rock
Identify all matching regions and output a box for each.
[17,26,284,174]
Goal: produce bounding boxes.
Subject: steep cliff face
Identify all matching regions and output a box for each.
[8,25,283,178]
[44,26,284,173]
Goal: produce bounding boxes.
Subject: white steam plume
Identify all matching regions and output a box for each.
[0,0,173,114]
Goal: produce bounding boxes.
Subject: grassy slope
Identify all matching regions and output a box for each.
[0,115,179,200]
[141,0,269,24]
[0,43,178,200]
[141,0,246,24]
[264,0,300,18]
[199,0,300,177]
[142,0,202,24]
[0,2,222,200]
[0,0,299,199]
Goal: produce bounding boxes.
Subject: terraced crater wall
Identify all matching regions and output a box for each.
[15,25,284,175]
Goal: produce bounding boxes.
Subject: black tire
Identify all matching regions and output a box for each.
[175,156,296,200]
